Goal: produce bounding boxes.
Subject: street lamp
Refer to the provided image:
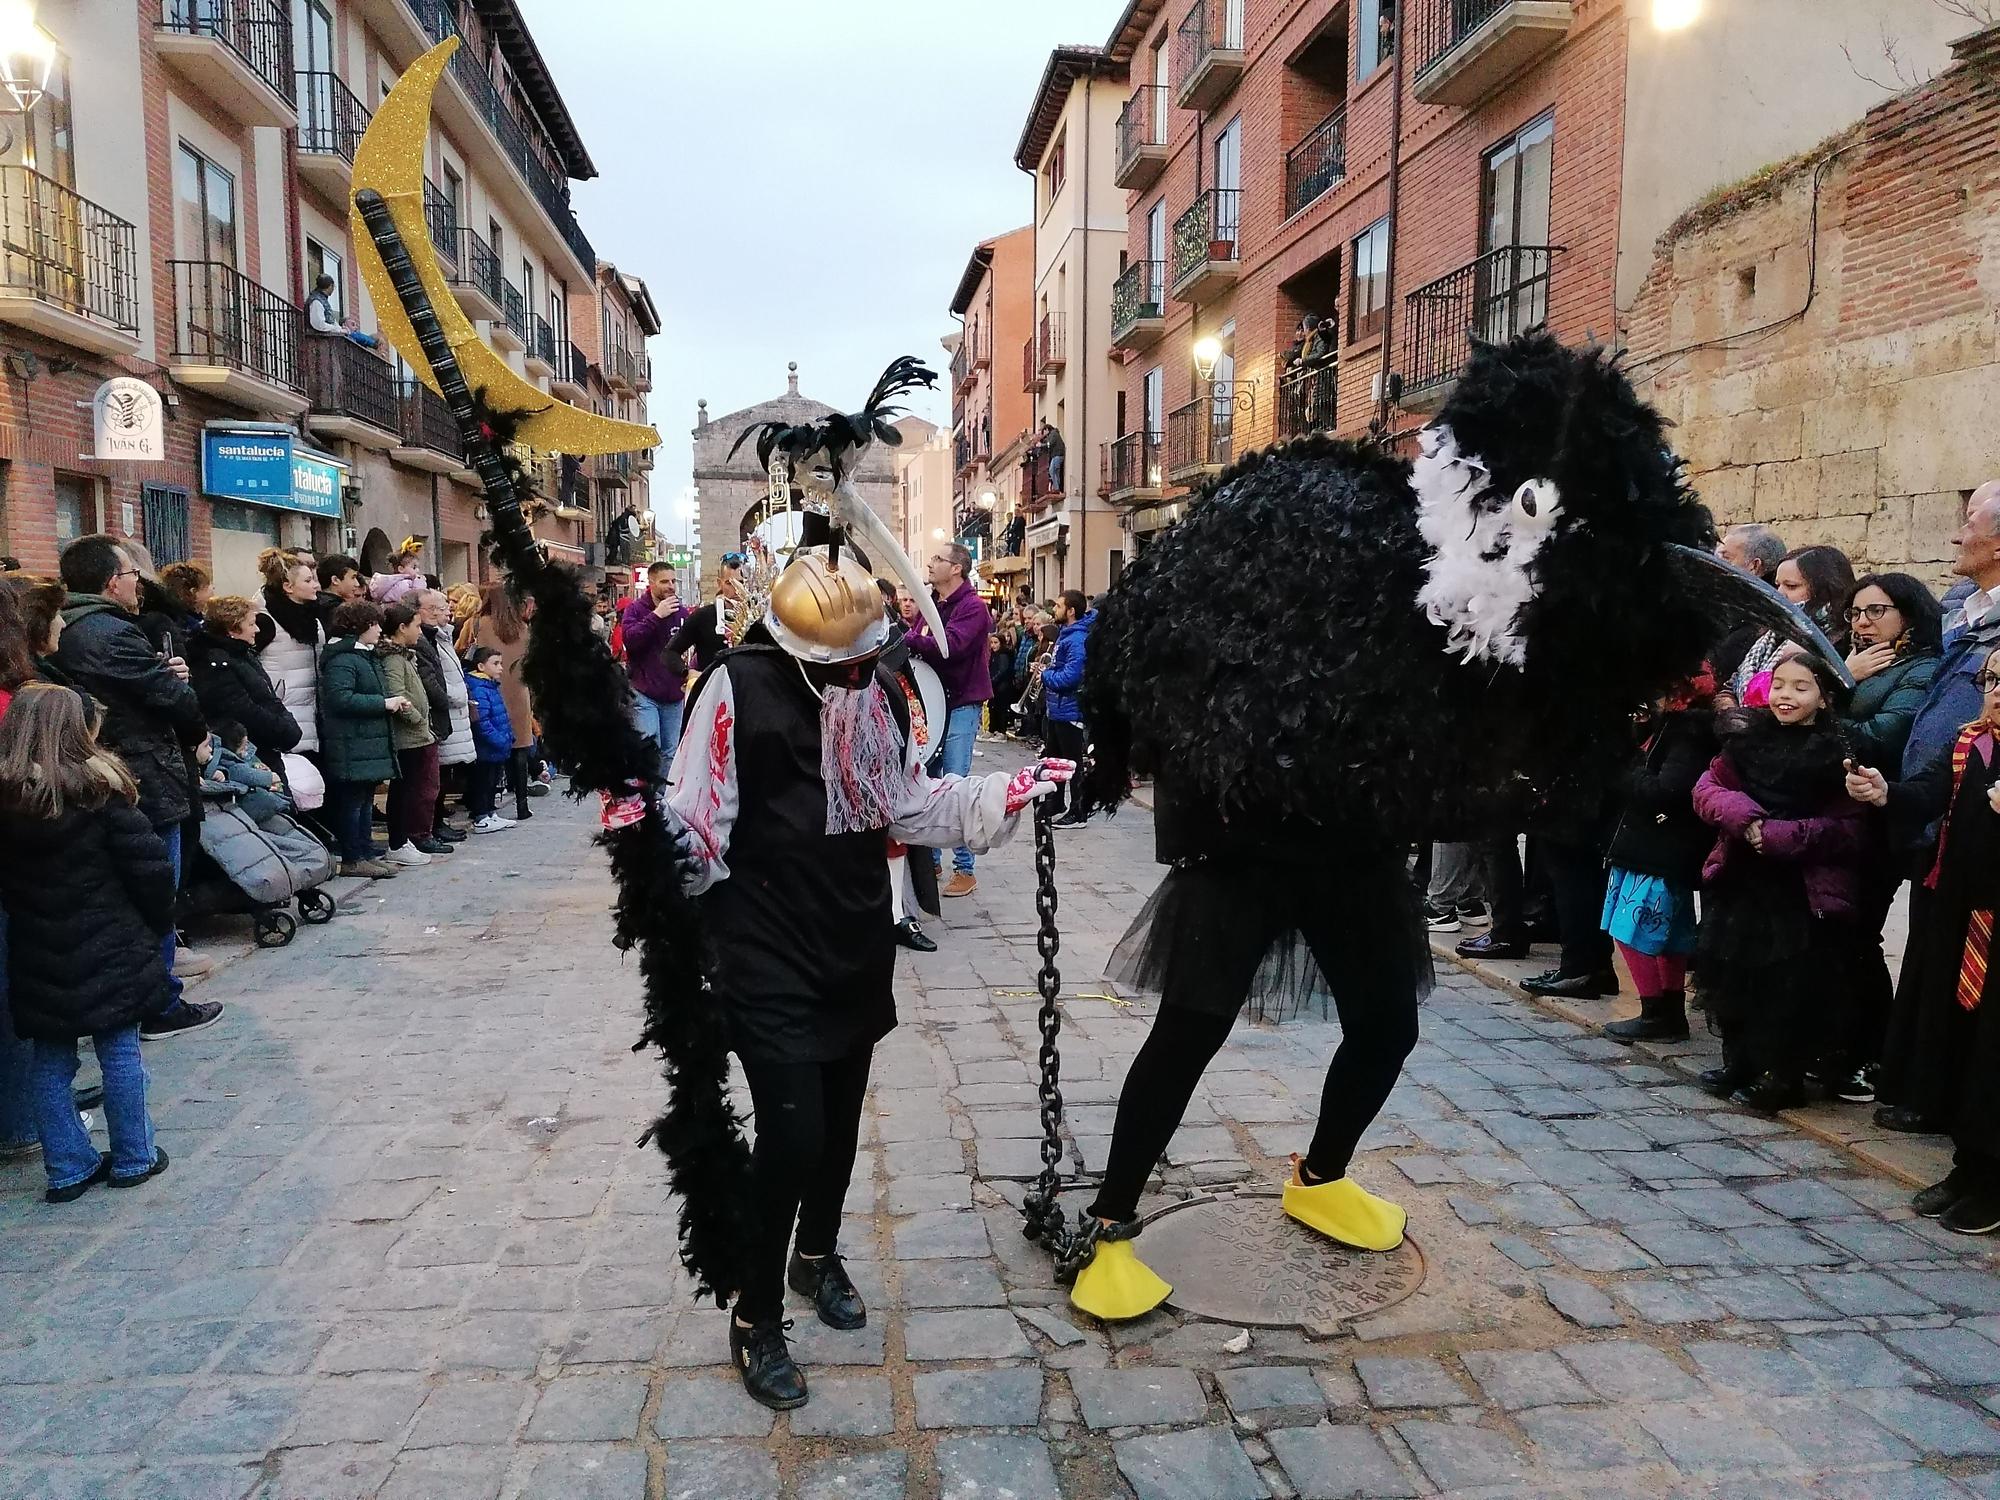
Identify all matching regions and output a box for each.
[1651,0,1699,29]
[978,491,996,511]
[0,1,55,114]
[1191,335,1222,381]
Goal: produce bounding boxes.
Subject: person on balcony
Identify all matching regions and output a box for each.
[1040,422,1066,494]
[307,274,381,352]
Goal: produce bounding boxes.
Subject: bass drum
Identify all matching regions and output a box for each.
[908,657,947,768]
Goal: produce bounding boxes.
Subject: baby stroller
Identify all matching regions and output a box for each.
[187,797,339,947]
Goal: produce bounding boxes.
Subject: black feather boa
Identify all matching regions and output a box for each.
[477,395,752,1307]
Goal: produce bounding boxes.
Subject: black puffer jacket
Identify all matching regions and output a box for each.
[50,597,205,828]
[190,628,302,763]
[1604,708,1716,884]
[410,629,453,744]
[0,797,176,1039]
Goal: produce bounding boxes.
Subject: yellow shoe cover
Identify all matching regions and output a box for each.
[1069,1237,1172,1321]
[1282,1163,1407,1252]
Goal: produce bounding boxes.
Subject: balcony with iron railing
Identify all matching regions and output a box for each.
[1171,188,1240,301]
[954,431,973,476]
[636,353,653,393]
[1412,0,1574,107]
[391,377,465,473]
[1114,84,1171,191]
[1105,430,1164,504]
[490,279,527,353]
[157,0,295,128]
[1111,259,1166,351]
[1401,244,1561,404]
[1037,312,1066,376]
[524,314,556,378]
[607,344,638,395]
[950,341,971,396]
[1019,447,1059,516]
[295,70,369,198]
[1285,106,1348,219]
[1277,361,1339,440]
[303,333,399,447]
[407,0,595,277]
[551,340,590,400]
[447,226,503,322]
[1022,335,1043,395]
[1167,383,1245,483]
[597,450,633,488]
[1174,0,1246,112]
[423,179,457,264]
[167,259,304,413]
[0,167,140,355]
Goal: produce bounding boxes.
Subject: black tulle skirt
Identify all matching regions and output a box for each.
[1107,846,1434,1024]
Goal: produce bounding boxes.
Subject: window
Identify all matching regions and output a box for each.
[1044,129,1067,208]
[1151,35,1168,92]
[488,217,503,268]
[521,260,535,319]
[0,44,72,183]
[306,238,342,315]
[302,0,334,71]
[1349,217,1390,342]
[174,143,236,265]
[550,279,569,349]
[443,163,464,227]
[1357,0,1395,81]
[1213,115,1241,193]
[1142,366,1163,435]
[1145,198,1166,271]
[53,472,96,548]
[1480,113,1555,339]
[141,485,192,566]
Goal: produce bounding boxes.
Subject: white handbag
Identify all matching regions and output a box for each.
[279,752,325,811]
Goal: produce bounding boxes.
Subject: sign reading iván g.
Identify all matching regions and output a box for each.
[90,377,165,462]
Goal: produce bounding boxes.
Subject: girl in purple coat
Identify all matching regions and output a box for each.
[1692,651,1866,1111]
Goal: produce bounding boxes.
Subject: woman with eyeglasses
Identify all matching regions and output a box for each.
[1826,572,1945,1105]
[1847,647,2000,1234]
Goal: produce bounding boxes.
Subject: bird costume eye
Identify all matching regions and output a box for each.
[1512,479,1559,524]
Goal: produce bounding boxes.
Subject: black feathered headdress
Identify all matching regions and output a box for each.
[728,356,937,490]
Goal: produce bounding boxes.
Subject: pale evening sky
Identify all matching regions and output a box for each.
[514,0,1129,548]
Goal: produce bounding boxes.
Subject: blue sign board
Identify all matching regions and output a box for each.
[200,431,346,520]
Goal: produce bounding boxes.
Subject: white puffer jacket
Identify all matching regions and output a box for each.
[430,626,475,765]
[258,615,324,754]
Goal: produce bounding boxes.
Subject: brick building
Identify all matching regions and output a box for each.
[1089,0,1965,545]
[1625,24,2000,582]
[0,0,655,593]
[945,226,1033,567]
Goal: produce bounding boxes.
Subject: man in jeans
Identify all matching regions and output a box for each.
[51,535,223,1037]
[1038,589,1096,827]
[908,542,993,897]
[620,561,691,776]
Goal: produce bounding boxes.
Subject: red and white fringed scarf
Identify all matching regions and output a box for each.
[820,679,911,835]
[1925,720,1999,1012]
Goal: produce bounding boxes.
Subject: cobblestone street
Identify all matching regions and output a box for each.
[7,768,2000,1499]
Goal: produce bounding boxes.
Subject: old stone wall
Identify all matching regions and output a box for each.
[1623,42,2000,583]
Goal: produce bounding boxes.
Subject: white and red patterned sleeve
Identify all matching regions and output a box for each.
[663,666,739,895]
[887,759,1020,855]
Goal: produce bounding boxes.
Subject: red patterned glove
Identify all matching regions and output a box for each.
[1004,758,1078,816]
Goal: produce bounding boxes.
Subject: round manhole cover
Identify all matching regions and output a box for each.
[1136,1191,1426,1336]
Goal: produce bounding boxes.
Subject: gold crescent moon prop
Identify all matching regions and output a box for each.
[350,38,659,457]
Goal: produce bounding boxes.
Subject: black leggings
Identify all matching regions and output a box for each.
[1089,973,1420,1224]
[735,1048,874,1324]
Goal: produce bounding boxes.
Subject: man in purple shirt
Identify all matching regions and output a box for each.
[907,542,994,896]
[620,561,691,776]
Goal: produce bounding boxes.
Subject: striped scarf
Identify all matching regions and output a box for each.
[1925,721,1999,1012]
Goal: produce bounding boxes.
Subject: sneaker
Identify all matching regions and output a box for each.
[1913,1171,1968,1219]
[141,1000,224,1040]
[1423,900,1462,934]
[1834,1066,1877,1104]
[387,844,432,866]
[528,777,551,798]
[470,814,516,834]
[941,872,977,899]
[1456,900,1491,926]
[1941,1189,2000,1236]
[412,838,455,856]
[172,946,213,977]
[109,1146,169,1189]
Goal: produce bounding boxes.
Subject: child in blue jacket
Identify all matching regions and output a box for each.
[465,647,516,833]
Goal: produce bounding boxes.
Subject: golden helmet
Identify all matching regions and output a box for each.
[763,546,890,665]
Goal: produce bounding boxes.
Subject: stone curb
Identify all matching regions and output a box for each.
[1432,937,1951,1191]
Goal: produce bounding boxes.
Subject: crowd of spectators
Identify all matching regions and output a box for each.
[0,535,556,1200]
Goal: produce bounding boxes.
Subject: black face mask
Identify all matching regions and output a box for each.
[800,654,881,694]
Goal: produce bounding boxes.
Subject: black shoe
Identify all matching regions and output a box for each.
[788,1250,867,1330]
[1456,899,1491,926]
[431,825,468,844]
[1052,812,1090,828]
[1732,1072,1808,1114]
[729,1317,808,1409]
[1875,1104,1943,1134]
[1604,992,1690,1044]
[1699,1064,1752,1099]
[412,838,455,855]
[44,1153,110,1204]
[1913,1171,1968,1219]
[1424,900,1462,934]
[514,807,534,821]
[1834,1065,1878,1104]
[1941,1190,2000,1236]
[140,1000,224,1040]
[109,1146,169,1189]
[1522,969,1618,1000]
[892,919,937,954]
[1456,932,1527,961]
